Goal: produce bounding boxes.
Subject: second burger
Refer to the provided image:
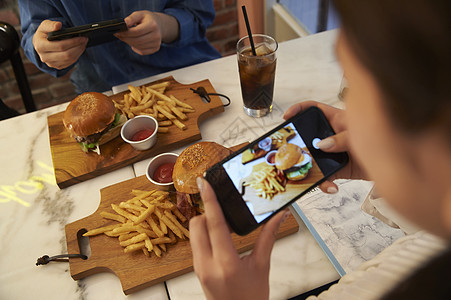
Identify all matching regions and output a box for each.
[172,142,232,221]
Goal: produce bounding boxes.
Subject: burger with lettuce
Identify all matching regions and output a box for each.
[274,143,312,181]
[62,92,126,154]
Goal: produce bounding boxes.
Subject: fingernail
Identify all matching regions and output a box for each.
[196,177,204,193]
[327,186,338,194]
[317,137,335,150]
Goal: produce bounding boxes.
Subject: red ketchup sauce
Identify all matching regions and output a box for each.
[267,152,276,164]
[131,129,154,141]
[153,163,175,183]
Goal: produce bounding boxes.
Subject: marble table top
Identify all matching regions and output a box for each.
[0,29,403,299]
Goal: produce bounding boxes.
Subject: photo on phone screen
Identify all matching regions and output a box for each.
[205,107,348,235]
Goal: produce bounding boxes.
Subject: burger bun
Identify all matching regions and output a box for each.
[173,142,232,194]
[63,92,116,138]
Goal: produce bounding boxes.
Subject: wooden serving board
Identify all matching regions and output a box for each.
[65,175,299,295]
[48,76,225,189]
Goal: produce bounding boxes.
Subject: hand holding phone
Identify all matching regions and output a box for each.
[204,106,349,235]
[47,18,127,48]
[190,177,288,300]
[33,20,88,70]
[283,101,368,193]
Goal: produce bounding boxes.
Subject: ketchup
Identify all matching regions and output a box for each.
[153,163,175,183]
[268,154,276,164]
[131,129,154,141]
[266,152,276,164]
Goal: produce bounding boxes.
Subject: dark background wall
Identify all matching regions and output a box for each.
[0,0,239,114]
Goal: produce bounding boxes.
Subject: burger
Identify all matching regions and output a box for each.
[172,142,232,220]
[275,143,312,181]
[63,92,126,154]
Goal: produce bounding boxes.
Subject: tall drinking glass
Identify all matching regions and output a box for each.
[237,34,278,117]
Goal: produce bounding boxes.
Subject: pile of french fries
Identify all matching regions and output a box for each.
[83,189,189,258]
[244,165,286,200]
[112,81,195,133]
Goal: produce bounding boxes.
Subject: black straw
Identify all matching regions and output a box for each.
[241,5,256,56]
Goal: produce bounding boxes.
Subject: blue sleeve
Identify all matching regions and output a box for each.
[18,0,73,77]
[162,0,216,48]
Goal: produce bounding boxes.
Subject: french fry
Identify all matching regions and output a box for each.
[158,120,173,127]
[83,224,121,236]
[86,188,189,258]
[120,232,148,247]
[169,95,193,109]
[112,225,140,234]
[171,206,187,223]
[111,204,138,222]
[244,165,286,200]
[119,202,146,212]
[100,211,126,223]
[147,81,170,91]
[153,244,162,257]
[147,88,174,104]
[155,104,176,120]
[161,214,184,239]
[164,210,190,238]
[145,237,154,252]
[150,237,172,245]
[172,119,187,130]
[159,218,168,235]
[118,232,140,242]
[166,103,187,120]
[112,82,196,134]
[147,217,165,238]
[133,206,155,225]
[124,242,145,253]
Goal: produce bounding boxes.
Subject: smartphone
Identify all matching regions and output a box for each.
[47,18,127,47]
[204,106,349,235]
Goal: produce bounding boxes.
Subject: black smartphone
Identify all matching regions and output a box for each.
[47,18,127,47]
[204,106,349,235]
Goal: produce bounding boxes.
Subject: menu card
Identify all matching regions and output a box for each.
[294,179,405,275]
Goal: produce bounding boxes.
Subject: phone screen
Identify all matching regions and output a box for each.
[205,107,348,235]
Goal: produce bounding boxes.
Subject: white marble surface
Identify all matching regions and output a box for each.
[0,105,168,299]
[0,29,403,300]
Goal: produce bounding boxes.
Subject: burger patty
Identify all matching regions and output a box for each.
[74,122,114,144]
[176,191,201,221]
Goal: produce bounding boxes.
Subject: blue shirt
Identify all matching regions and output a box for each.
[19,0,221,93]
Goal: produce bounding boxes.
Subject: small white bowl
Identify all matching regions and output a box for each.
[146,153,179,187]
[265,150,277,166]
[121,115,158,151]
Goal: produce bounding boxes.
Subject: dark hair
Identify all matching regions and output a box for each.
[334,1,451,144]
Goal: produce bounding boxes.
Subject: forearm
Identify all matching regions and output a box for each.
[162,0,215,47]
[153,12,179,44]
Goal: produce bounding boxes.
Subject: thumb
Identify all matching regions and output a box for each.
[251,209,290,263]
[124,11,145,27]
[39,20,62,34]
[317,130,349,153]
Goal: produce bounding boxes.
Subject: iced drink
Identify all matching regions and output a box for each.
[237,34,278,117]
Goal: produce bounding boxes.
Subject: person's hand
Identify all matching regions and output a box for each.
[32,20,88,70]
[284,100,368,194]
[190,178,290,300]
[115,11,179,56]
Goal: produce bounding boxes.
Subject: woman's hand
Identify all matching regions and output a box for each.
[32,20,88,69]
[284,100,368,193]
[115,10,179,55]
[190,178,289,300]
